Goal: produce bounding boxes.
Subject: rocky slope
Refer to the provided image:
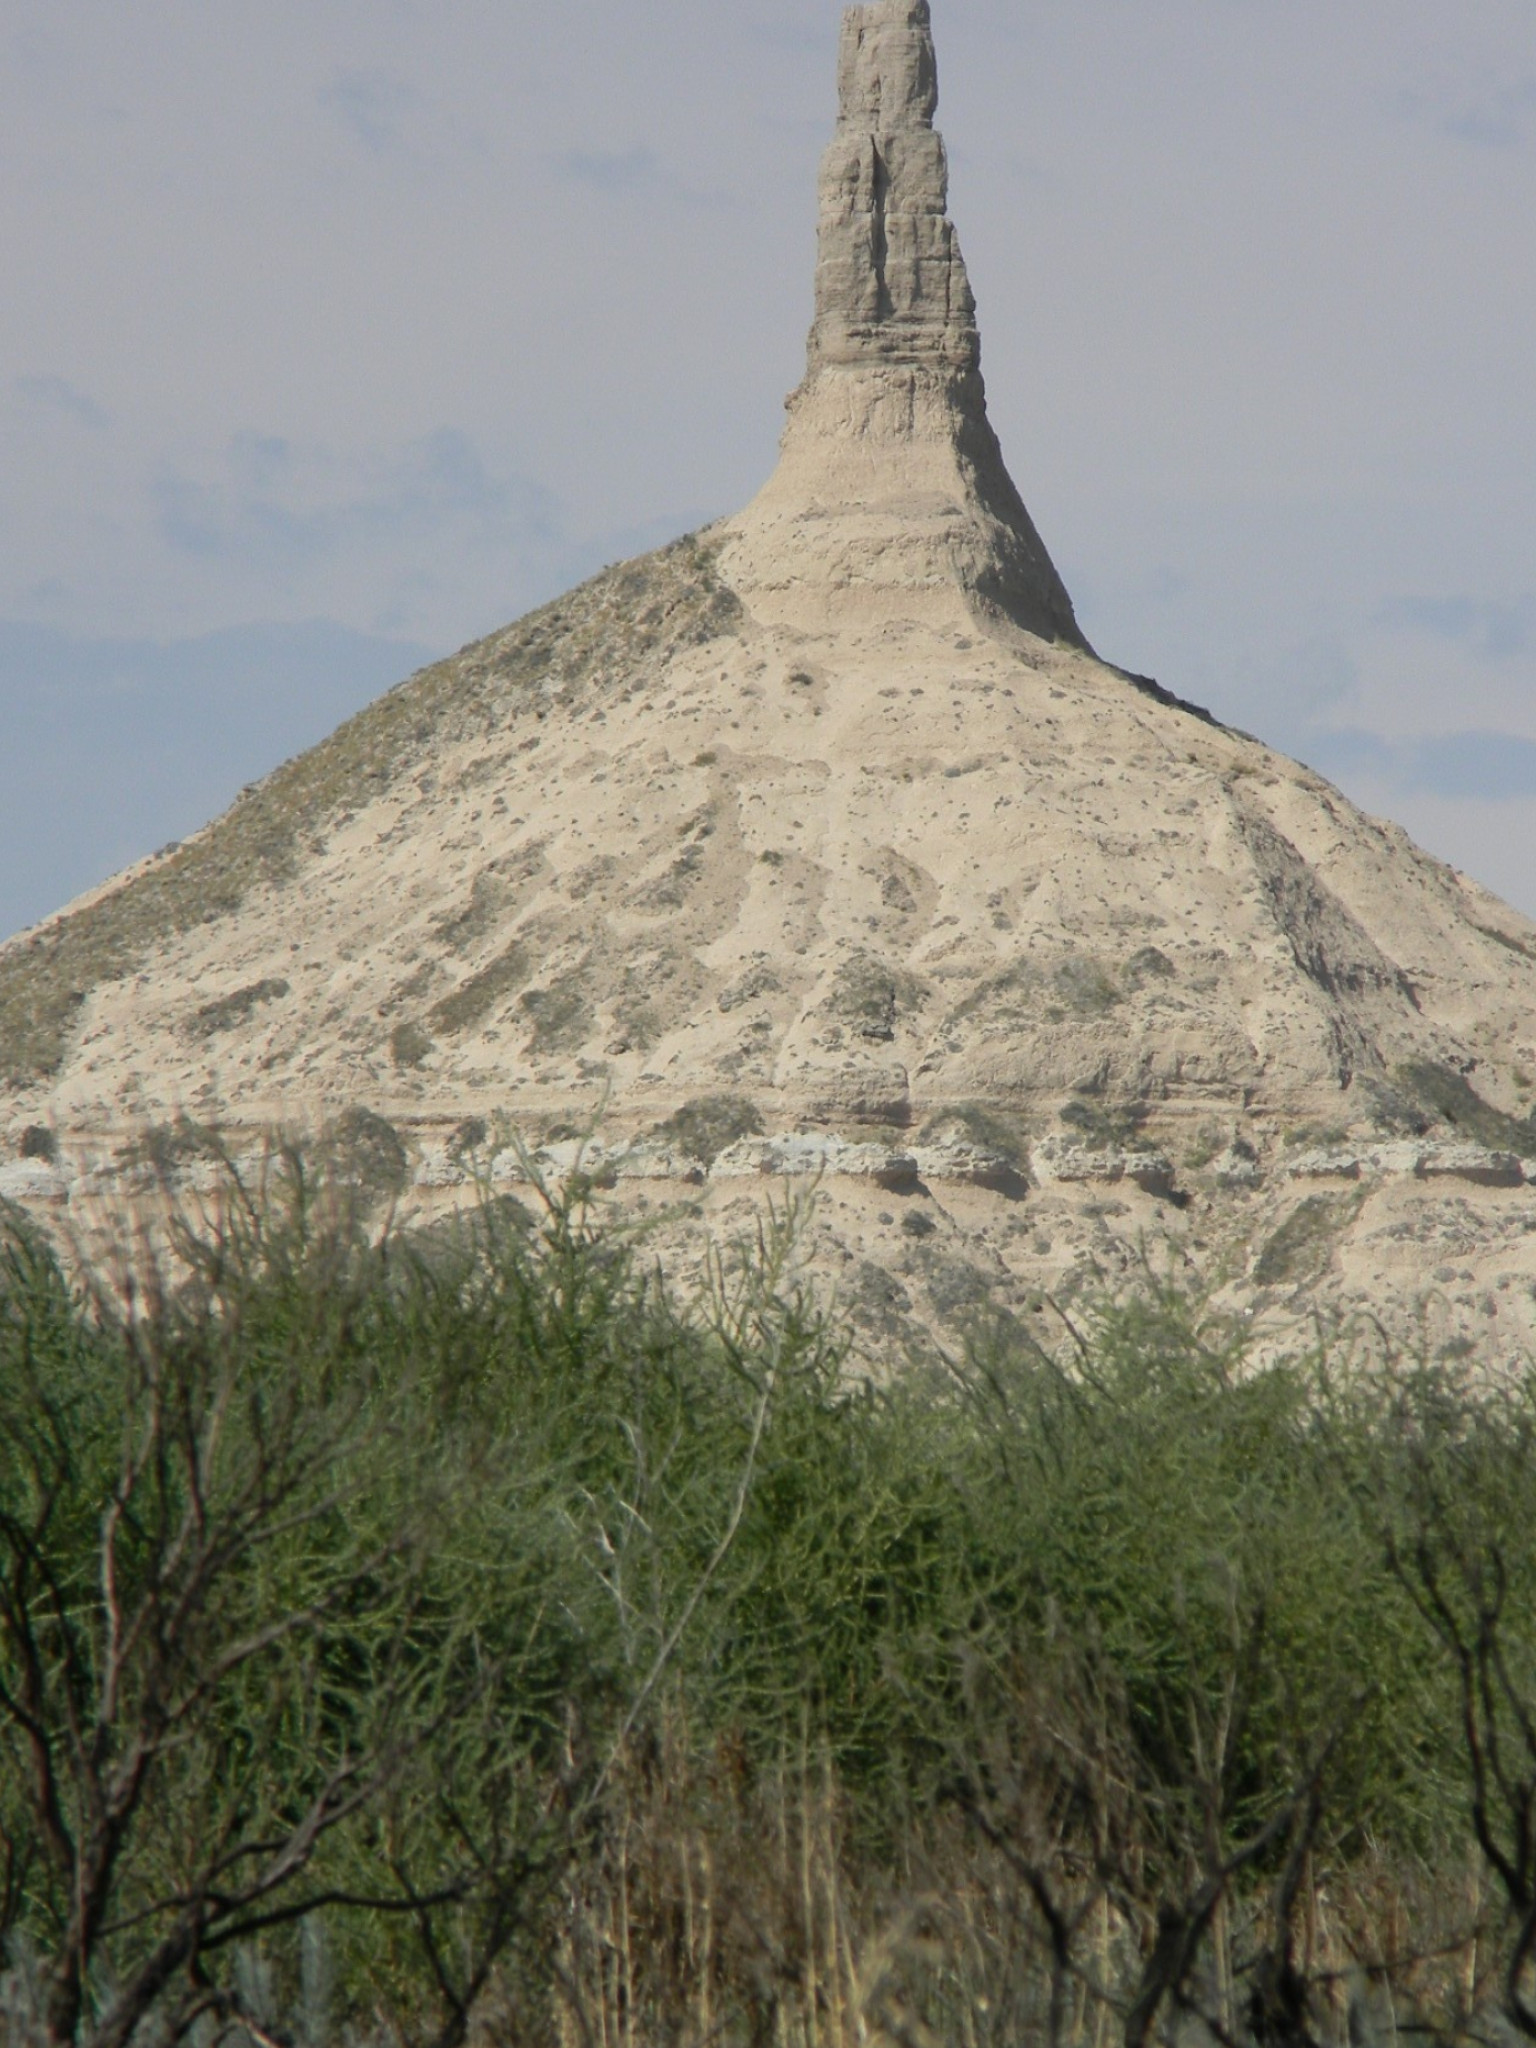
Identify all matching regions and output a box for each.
[4,0,1536,1358]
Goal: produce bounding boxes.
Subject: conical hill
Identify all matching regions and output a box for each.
[5,0,1536,1357]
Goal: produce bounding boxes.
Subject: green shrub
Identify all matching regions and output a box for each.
[654,1093,765,1166]
[389,1018,435,1069]
[1398,1058,1536,1158]
[327,1104,410,1198]
[1059,1094,1147,1148]
[429,939,534,1035]
[185,975,291,1040]
[0,1167,828,2048]
[1253,1192,1357,1287]
[5,1163,1535,2047]
[918,1101,1031,1168]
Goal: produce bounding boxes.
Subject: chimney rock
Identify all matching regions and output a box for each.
[810,0,978,377]
[720,0,1087,648]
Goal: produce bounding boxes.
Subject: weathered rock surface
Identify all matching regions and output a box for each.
[810,0,976,376]
[720,0,1084,648]
[3,0,1535,1361]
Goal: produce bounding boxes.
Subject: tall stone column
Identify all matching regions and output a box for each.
[810,0,978,377]
[722,0,1088,650]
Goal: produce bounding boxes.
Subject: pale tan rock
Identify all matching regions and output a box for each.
[2,0,1536,1361]
[810,1,975,377]
[720,0,1083,647]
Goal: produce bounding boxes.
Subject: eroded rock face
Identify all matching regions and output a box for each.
[810,0,977,376]
[720,0,1085,648]
[4,2,1536,1362]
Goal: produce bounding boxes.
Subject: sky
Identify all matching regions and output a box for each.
[2,0,1533,939]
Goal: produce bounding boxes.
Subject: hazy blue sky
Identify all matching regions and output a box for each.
[2,0,1533,937]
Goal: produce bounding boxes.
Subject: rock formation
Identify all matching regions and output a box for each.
[3,0,1536,1360]
[723,0,1083,646]
[814,0,971,375]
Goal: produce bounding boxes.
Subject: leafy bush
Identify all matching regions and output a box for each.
[5,1169,1536,2046]
[184,976,291,1040]
[1252,1191,1357,1287]
[654,1093,764,1166]
[0,1167,824,2048]
[389,1018,435,1069]
[1398,1058,1536,1158]
[326,1105,410,1199]
[918,1101,1032,1168]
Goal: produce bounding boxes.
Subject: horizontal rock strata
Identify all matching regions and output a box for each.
[4,0,1536,1362]
[719,0,1084,646]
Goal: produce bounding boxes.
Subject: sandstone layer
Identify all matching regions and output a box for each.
[722,0,1083,647]
[3,0,1535,1360]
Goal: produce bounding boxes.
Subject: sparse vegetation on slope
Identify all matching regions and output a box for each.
[184,976,291,1040]
[1398,1058,1536,1159]
[1252,1190,1362,1288]
[654,1092,765,1166]
[0,537,743,1085]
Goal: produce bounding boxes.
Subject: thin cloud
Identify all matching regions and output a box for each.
[15,375,110,430]
[1295,726,1394,784]
[228,432,296,493]
[743,20,825,58]
[559,145,660,192]
[1442,80,1536,149]
[1302,726,1536,804]
[1376,595,1532,662]
[318,67,422,157]
[1398,75,1536,151]
[153,428,558,571]
[553,144,733,210]
[1401,732,1536,803]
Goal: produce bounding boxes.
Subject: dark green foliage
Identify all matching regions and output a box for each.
[448,1115,490,1160]
[518,971,593,1054]
[185,977,291,1040]
[609,942,710,1053]
[118,1115,225,1177]
[654,1093,765,1166]
[1059,1094,1147,1148]
[389,1019,435,1069]
[16,1126,55,1162]
[942,1292,1449,1847]
[1398,1058,1536,1158]
[918,1101,1032,1168]
[951,952,1124,1036]
[1126,944,1176,985]
[4,1171,1536,2045]
[1253,1191,1358,1287]
[429,941,534,1036]
[1051,953,1123,1016]
[326,1106,410,1199]
[431,859,544,954]
[823,951,928,1043]
[0,1169,825,2047]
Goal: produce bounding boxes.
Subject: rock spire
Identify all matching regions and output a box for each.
[10,0,1536,1369]
[720,0,1086,648]
[808,0,978,376]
